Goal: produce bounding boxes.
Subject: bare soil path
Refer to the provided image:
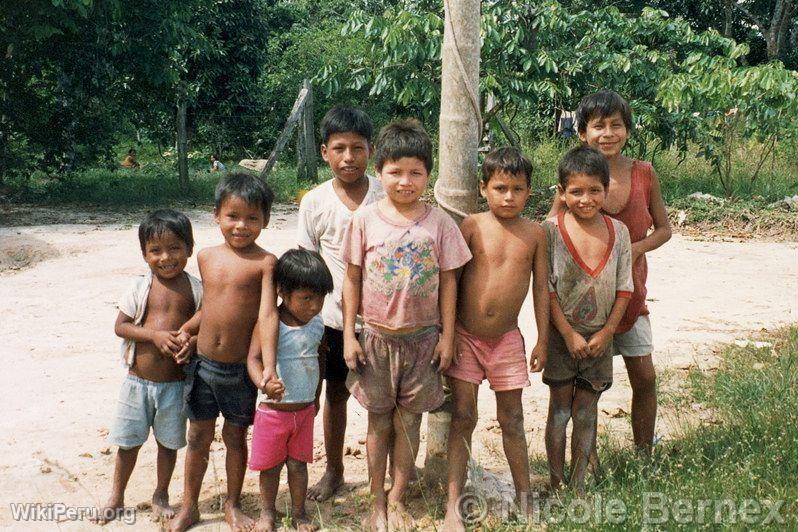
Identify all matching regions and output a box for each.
[1,205,796,530]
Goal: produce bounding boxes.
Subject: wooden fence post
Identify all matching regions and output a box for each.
[302,80,317,182]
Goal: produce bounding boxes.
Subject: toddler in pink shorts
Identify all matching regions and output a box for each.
[246,249,333,532]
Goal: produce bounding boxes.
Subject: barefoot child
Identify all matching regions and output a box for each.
[543,146,633,494]
[296,106,384,501]
[342,119,472,530]
[98,209,202,524]
[246,249,334,532]
[169,173,277,532]
[443,147,549,530]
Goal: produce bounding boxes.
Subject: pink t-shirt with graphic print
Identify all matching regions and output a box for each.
[342,203,472,330]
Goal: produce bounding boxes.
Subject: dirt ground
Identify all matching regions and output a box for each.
[1,205,797,531]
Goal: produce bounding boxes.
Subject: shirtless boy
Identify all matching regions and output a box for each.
[444,147,549,530]
[543,146,632,494]
[96,209,201,524]
[169,173,277,532]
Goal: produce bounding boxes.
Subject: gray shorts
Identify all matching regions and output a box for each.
[108,374,187,450]
[614,315,654,358]
[543,328,613,393]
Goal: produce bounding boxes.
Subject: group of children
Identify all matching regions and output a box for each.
[97,90,670,531]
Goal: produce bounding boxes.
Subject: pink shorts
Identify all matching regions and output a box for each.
[446,323,530,391]
[249,403,315,471]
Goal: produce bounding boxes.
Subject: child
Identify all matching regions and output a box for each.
[246,249,334,532]
[96,209,202,524]
[296,106,384,501]
[210,154,226,173]
[443,147,549,530]
[168,173,277,532]
[543,146,633,494]
[120,148,140,169]
[548,90,672,454]
[341,119,472,531]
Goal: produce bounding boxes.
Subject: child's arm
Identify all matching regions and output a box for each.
[433,268,458,373]
[631,170,671,263]
[549,298,590,359]
[258,255,280,387]
[529,225,550,372]
[546,188,566,219]
[247,323,284,400]
[314,345,326,414]
[342,263,365,371]
[586,297,629,358]
[173,310,202,363]
[114,311,181,356]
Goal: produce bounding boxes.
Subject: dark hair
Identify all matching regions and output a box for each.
[576,90,633,134]
[138,209,194,254]
[214,172,274,220]
[274,249,334,296]
[482,147,533,186]
[374,118,433,172]
[557,145,610,189]
[320,106,373,144]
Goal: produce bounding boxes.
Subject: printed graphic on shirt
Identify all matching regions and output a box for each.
[573,286,598,325]
[368,237,439,297]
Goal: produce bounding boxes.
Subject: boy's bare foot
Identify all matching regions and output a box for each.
[167,505,200,532]
[292,512,318,532]
[90,498,123,525]
[307,469,344,501]
[364,503,388,532]
[443,505,466,532]
[151,491,175,522]
[254,508,276,532]
[224,499,254,532]
[387,502,414,531]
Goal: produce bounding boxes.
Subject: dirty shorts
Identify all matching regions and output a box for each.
[446,322,530,391]
[614,314,654,358]
[108,374,187,450]
[249,403,316,471]
[184,354,258,427]
[543,328,613,393]
[346,325,443,414]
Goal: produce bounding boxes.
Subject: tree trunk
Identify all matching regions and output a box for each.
[724,0,734,37]
[302,79,317,182]
[435,0,481,223]
[177,100,189,188]
[425,0,481,488]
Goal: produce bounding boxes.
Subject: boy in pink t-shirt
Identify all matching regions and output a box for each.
[342,119,471,530]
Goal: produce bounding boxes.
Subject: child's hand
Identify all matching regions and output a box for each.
[173,335,197,365]
[529,342,547,373]
[343,335,365,372]
[565,330,590,359]
[263,377,285,401]
[433,335,454,373]
[314,398,321,416]
[587,328,613,358]
[175,329,191,348]
[151,330,182,356]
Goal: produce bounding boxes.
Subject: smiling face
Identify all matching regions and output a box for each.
[579,111,630,159]
[143,230,190,280]
[480,171,530,220]
[321,132,371,184]
[560,172,607,221]
[280,287,325,326]
[214,195,266,250]
[377,156,430,207]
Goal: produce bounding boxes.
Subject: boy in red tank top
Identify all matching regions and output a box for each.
[549,90,671,455]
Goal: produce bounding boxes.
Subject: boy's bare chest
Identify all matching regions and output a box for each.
[203,261,262,297]
[471,232,533,267]
[569,232,609,269]
[144,283,194,321]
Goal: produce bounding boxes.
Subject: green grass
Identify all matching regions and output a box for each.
[498,327,798,530]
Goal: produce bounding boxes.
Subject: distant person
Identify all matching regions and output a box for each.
[246,249,333,532]
[120,149,140,169]
[543,146,633,495]
[296,106,384,502]
[168,173,276,532]
[210,154,226,172]
[443,147,549,530]
[548,90,672,456]
[342,119,471,530]
[94,209,202,524]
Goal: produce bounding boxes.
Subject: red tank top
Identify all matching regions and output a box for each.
[605,160,653,334]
